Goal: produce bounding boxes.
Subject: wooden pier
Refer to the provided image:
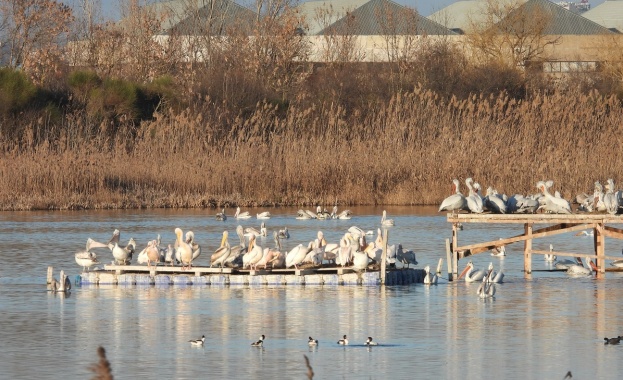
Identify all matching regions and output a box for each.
[446,213,623,280]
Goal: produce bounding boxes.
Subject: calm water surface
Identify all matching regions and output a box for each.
[1,206,623,379]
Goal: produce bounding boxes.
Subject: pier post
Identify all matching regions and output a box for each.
[524,223,532,276]
[596,223,605,278]
[451,224,458,279]
[47,266,54,285]
[445,239,453,281]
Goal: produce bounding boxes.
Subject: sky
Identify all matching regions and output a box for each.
[69,0,606,20]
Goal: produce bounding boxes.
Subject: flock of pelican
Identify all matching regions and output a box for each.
[73,210,430,276]
[438,178,623,215]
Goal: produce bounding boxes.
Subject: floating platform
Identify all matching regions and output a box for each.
[77,266,425,286]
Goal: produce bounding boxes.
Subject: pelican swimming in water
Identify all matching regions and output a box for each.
[308,337,319,346]
[381,210,395,226]
[337,335,349,345]
[439,179,467,213]
[175,227,194,270]
[336,209,352,219]
[278,227,290,239]
[364,337,378,346]
[477,270,496,298]
[257,211,271,219]
[251,335,265,347]
[491,239,506,257]
[423,265,438,285]
[566,257,593,276]
[210,231,231,268]
[575,230,594,237]
[487,262,504,283]
[189,335,205,346]
[50,270,72,293]
[458,261,486,282]
[215,208,227,221]
[234,207,251,219]
[544,244,557,262]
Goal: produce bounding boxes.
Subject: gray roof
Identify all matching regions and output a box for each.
[500,0,616,35]
[317,0,457,35]
[168,0,256,35]
[297,0,370,35]
[583,0,623,31]
[429,0,616,35]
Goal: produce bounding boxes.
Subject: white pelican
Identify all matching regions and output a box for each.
[243,235,263,270]
[337,233,352,267]
[610,259,623,268]
[186,231,201,263]
[285,242,311,269]
[210,231,231,268]
[364,337,378,346]
[189,335,205,347]
[487,262,504,283]
[477,271,496,298]
[257,232,282,269]
[458,260,486,282]
[594,181,606,212]
[347,226,366,238]
[566,257,593,276]
[485,187,507,214]
[544,244,556,262]
[308,337,319,346]
[278,227,290,239]
[465,178,484,213]
[244,226,261,238]
[337,209,352,219]
[257,211,271,219]
[143,240,160,267]
[490,238,506,257]
[175,228,193,270]
[352,248,370,271]
[215,208,227,221]
[251,335,265,347]
[225,225,246,267]
[234,207,251,219]
[75,238,104,271]
[109,231,136,265]
[396,244,417,268]
[423,265,438,285]
[337,335,349,345]
[438,179,467,213]
[604,179,618,215]
[537,180,572,214]
[296,209,313,219]
[381,210,395,226]
[50,270,71,293]
[164,244,175,266]
[260,222,268,237]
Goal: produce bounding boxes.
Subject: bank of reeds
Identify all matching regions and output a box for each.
[1,88,622,210]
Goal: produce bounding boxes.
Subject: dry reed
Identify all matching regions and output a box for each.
[1,88,622,210]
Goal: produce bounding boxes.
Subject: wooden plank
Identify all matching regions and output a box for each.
[447,213,623,223]
[531,250,620,261]
[603,226,623,239]
[103,264,234,274]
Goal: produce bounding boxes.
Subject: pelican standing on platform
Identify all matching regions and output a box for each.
[465,178,484,213]
[439,179,467,213]
[175,227,194,270]
[210,231,231,268]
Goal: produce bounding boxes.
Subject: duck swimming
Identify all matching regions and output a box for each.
[251,335,265,347]
[364,337,378,346]
[189,335,205,346]
[337,335,349,345]
[308,337,318,346]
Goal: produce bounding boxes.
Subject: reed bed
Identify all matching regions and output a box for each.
[1,88,622,210]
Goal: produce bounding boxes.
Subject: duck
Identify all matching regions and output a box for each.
[423,265,438,285]
[189,335,205,346]
[438,179,467,213]
[381,210,395,226]
[234,207,251,219]
[308,337,319,346]
[364,337,378,346]
[604,336,622,345]
[251,335,265,347]
[215,208,227,221]
[337,335,349,345]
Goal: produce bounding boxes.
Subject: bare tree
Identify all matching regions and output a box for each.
[314,4,365,64]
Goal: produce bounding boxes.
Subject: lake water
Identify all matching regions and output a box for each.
[1,206,623,379]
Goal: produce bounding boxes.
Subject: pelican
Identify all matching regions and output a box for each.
[575,230,594,237]
[491,238,506,257]
[251,335,265,347]
[285,242,311,269]
[257,232,282,269]
[566,257,593,275]
[210,231,231,268]
[189,335,205,347]
[143,240,160,267]
[337,209,352,219]
[260,222,267,237]
[487,262,504,283]
[396,244,417,268]
[234,207,251,219]
[537,180,572,214]
[337,335,349,345]
[604,179,618,215]
[544,244,556,262]
[477,271,496,298]
[485,187,507,214]
[75,238,104,271]
[243,235,263,270]
[352,247,370,271]
[380,210,395,226]
[225,225,246,267]
[257,211,271,219]
[244,226,262,238]
[175,228,193,270]
[423,265,438,285]
[458,260,486,282]
[186,231,201,263]
[278,227,290,239]
[439,179,467,213]
[109,230,136,265]
[164,244,175,266]
[465,178,484,213]
[308,337,319,346]
[610,259,623,268]
[337,233,353,267]
[364,337,378,346]
[296,209,312,220]
[215,208,227,221]
[50,270,71,293]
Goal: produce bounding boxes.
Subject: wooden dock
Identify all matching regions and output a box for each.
[446,213,623,280]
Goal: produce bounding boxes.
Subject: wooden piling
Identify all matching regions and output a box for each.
[451,224,458,279]
[47,266,54,284]
[380,229,388,285]
[524,223,532,276]
[596,224,605,278]
[445,239,453,281]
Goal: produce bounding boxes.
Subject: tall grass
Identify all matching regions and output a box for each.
[0,88,621,210]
